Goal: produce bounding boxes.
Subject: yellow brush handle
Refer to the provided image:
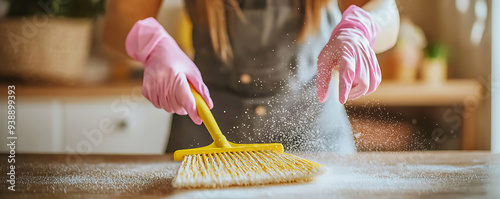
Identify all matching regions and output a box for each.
[190,85,231,148]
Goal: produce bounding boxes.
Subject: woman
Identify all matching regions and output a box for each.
[115,0,399,153]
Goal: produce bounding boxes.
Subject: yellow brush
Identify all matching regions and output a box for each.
[172,85,325,189]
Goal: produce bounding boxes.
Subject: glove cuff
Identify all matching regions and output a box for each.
[125,17,174,64]
[333,5,379,47]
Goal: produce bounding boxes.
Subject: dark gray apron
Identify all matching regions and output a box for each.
[167,0,355,153]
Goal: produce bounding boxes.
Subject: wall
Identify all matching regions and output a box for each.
[492,0,499,153]
[397,0,492,149]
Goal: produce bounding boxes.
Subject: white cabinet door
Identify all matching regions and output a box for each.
[0,99,63,153]
[63,98,172,154]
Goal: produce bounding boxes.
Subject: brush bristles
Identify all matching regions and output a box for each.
[172,150,324,189]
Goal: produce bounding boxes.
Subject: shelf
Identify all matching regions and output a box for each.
[0,79,143,98]
[348,79,483,106]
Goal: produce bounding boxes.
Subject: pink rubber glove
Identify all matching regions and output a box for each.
[317,5,381,104]
[126,17,213,125]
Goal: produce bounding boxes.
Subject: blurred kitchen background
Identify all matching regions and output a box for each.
[0,0,498,154]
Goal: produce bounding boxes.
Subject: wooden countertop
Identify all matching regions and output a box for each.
[349,79,483,106]
[1,79,481,106]
[1,151,499,198]
[0,80,143,98]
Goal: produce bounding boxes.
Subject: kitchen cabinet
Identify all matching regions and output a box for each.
[0,99,63,153]
[0,81,172,154]
[0,79,484,153]
[63,98,171,154]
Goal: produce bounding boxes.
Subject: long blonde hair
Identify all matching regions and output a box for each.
[193,0,330,63]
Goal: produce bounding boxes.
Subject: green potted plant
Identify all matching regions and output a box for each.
[0,0,104,84]
[421,42,449,84]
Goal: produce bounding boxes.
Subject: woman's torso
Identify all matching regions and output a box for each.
[166,0,355,153]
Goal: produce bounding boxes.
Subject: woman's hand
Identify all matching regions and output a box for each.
[126,17,213,125]
[317,5,381,104]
